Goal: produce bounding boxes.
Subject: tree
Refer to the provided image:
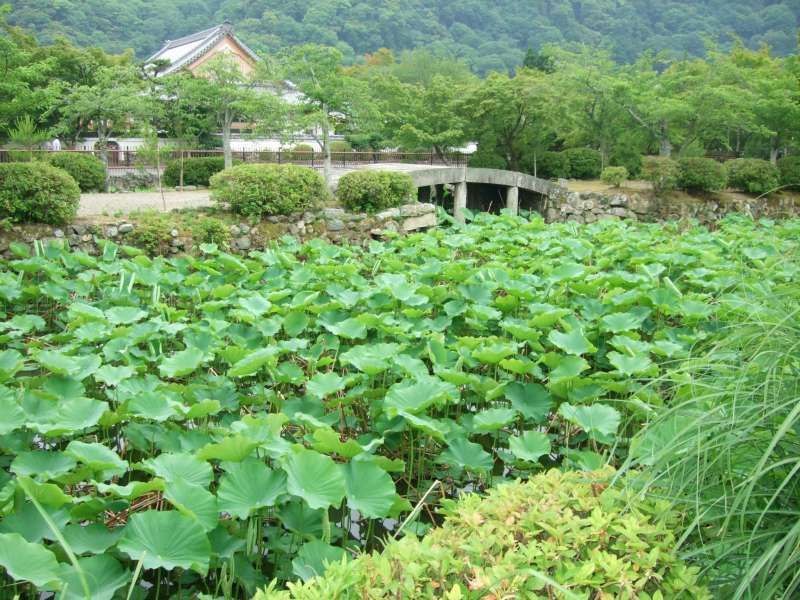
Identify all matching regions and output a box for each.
[462,69,554,172]
[522,48,555,73]
[59,63,151,188]
[281,44,376,185]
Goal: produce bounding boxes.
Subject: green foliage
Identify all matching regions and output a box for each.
[0,212,796,597]
[329,141,351,153]
[127,212,174,255]
[564,148,602,179]
[643,156,680,194]
[725,158,780,195]
[0,162,80,224]
[628,284,800,597]
[601,166,629,188]
[44,152,105,192]
[610,148,644,177]
[210,163,327,218]
[677,158,728,192]
[162,156,227,187]
[260,469,709,599]
[534,151,570,179]
[192,216,231,246]
[336,170,415,213]
[777,156,800,190]
[289,144,315,161]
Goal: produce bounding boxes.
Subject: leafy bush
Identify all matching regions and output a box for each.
[336,170,415,213]
[724,158,780,195]
[564,147,602,179]
[0,162,80,224]
[259,469,709,599]
[601,166,628,187]
[329,141,352,153]
[289,144,315,161]
[211,163,327,218]
[777,156,800,190]
[676,157,727,192]
[163,156,227,187]
[128,212,175,254]
[610,148,643,177]
[534,151,570,179]
[193,216,231,246]
[643,156,680,194]
[43,153,106,192]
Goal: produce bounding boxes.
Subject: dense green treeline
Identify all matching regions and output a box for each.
[5,0,800,73]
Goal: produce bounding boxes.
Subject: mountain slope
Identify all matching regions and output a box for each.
[6,0,799,72]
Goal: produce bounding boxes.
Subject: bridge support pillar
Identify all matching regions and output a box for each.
[506,186,519,215]
[454,181,467,223]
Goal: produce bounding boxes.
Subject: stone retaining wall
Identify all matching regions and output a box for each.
[546,188,800,225]
[0,203,438,258]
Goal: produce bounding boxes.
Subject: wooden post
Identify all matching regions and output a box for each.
[506,186,519,216]
[454,181,468,223]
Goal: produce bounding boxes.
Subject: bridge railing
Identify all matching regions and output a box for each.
[0,149,469,173]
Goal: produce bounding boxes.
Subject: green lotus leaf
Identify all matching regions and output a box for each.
[66,441,128,473]
[601,312,645,333]
[11,451,77,481]
[283,310,309,336]
[105,306,148,325]
[339,343,400,375]
[471,342,518,364]
[197,434,258,462]
[397,411,451,440]
[33,350,100,380]
[559,403,621,438]
[0,349,25,383]
[217,459,287,519]
[283,448,346,510]
[437,437,494,473]
[343,459,396,518]
[508,431,551,463]
[0,532,61,587]
[94,364,134,387]
[118,510,211,574]
[384,376,457,416]
[159,347,206,379]
[472,407,518,432]
[127,391,182,422]
[312,427,379,459]
[321,317,368,340]
[504,382,552,423]
[62,523,123,555]
[142,452,213,487]
[165,479,219,532]
[549,355,591,382]
[227,347,279,377]
[95,479,165,500]
[52,555,130,600]
[292,540,347,582]
[238,294,272,317]
[306,371,346,399]
[548,328,596,356]
[608,351,654,376]
[29,396,106,437]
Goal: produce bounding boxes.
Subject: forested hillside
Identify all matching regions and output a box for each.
[6,0,799,72]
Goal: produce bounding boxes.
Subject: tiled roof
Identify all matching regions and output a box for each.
[147,23,260,76]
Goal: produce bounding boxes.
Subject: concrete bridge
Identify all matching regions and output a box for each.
[345,164,560,222]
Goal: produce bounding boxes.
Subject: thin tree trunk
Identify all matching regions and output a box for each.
[321,104,332,187]
[659,121,672,157]
[222,110,233,169]
[770,137,779,165]
[97,127,110,192]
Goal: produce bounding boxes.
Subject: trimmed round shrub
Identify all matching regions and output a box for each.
[777,156,800,190]
[0,162,80,224]
[642,156,680,194]
[564,147,602,179]
[44,152,106,192]
[677,157,727,192]
[163,157,227,187]
[210,164,327,218]
[330,141,352,153]
[725,158,780,195]
[258,469,709,599]
[289,144,315,161]
[521,151,569,179]
[337,170,415,213]
[601,166,629,188]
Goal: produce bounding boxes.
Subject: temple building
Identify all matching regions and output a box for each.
[146,22,260,77]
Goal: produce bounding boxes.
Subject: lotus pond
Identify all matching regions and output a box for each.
[0,213,797,598]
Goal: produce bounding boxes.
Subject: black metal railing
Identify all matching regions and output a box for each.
[0,149,469,170]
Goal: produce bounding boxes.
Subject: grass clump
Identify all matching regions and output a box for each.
[336,170,415,213]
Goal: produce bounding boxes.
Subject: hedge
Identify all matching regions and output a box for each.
[601,166,628,188]
[336,170,415,213]
[256,469,709,599]
[642,156,680,194]
[0,162,80,224]
[529,151,569,179]
[777,156,800,191]
[677,158,727,192]
[163,156,228,187]
[210,164,327,218]
[44,152,106,192]
[725,158,780,195]
[564,147,602,179]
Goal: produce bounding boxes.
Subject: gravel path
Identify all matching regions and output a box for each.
[77,190,213,217]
